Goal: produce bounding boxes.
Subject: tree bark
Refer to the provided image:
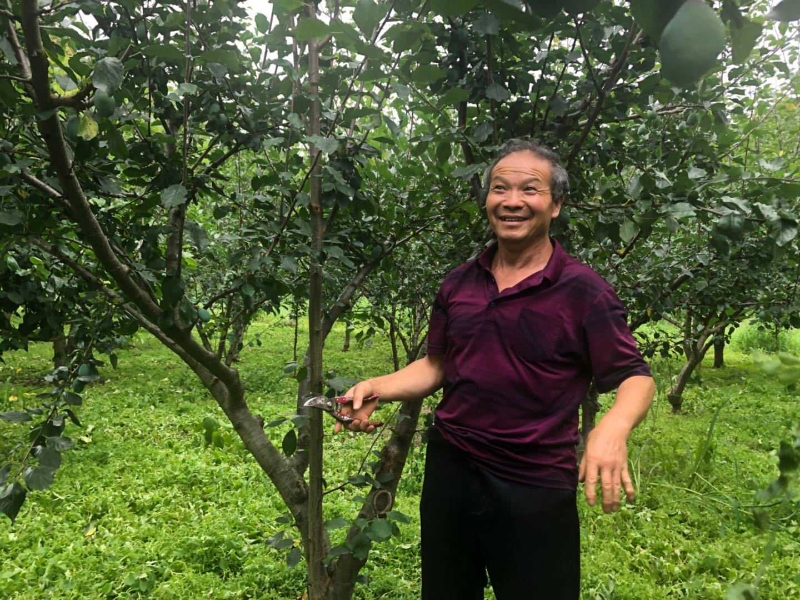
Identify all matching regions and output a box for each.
[305,10,332,597]
[342,324,351,353]
[667,357,701,413]
[51,335,68,368]
[713,338,724,369]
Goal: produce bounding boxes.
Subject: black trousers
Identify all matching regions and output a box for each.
[420,428,580,600]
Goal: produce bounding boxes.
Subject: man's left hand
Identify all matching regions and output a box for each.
[578,419,634,513]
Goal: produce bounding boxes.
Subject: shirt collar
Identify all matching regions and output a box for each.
[476,238,567,286]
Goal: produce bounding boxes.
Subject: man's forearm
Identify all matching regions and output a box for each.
[367,354,445,402]
[598,375,656,437]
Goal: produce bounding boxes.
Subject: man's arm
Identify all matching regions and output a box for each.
[579,374,656,513]
[335,354,445,433]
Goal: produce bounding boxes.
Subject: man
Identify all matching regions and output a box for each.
[338,139,655,599]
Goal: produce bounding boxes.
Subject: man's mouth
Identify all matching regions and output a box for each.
[498,216,527,222]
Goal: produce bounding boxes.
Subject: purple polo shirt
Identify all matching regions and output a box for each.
[427,240,651,490]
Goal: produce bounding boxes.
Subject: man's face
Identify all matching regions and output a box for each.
[485,151,561,248]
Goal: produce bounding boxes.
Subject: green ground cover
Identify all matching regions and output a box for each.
[1,319,798,599]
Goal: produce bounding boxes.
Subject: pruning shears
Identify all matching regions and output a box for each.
[302,393,383,428]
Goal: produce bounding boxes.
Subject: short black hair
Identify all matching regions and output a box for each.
[481,139,569,206]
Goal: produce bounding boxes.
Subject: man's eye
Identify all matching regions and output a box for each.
[524,187,539,193]
[491,185,506,192]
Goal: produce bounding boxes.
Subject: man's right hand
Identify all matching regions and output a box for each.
[334,381,381,434]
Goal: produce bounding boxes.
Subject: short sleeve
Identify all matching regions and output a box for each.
[583,287,651,394]
[426,284,449,355]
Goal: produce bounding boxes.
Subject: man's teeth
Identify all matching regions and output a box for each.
[500,217,525,221]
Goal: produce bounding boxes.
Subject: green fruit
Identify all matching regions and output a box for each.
[687,112,700,126]
[93,91,116,118]
[659,0,726,88]
[629,0,685,42]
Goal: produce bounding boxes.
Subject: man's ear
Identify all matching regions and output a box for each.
[551,198,563,219]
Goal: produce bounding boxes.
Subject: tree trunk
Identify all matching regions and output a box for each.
[342,323,351,353]
[668,357,701,413]
[388,309,400,372]
[305,12,332,597]
[682,310,693,361]
[52,335,68,368]
[713,338,724,369]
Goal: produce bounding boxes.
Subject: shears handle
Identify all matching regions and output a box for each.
[332,393,382,427]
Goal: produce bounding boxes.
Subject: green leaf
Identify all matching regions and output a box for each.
[429,0,480,17]
[768,0,800,21]
[104,121,128,157]
[451,163,486,179]
[36,447,62,469]
[0,482,27,523]
[730,19,763,64]
[325,517,349,530]
[386,510,410,523]
[778,352,800,366]
[46,436,75,451]
[142,45,184,63]
[485,83,510,102]
[475,13,500,35]
[660,0,726,87]
[411,64,445,84]
[0,411,32,423]
[92,57,124,93]
[354,0,389,36]
[294,18,330,41]
[198,48,240,70]
[23,466,56,491]
[439,87,470,106]
[0,211,25,227]
[665,202,696,220]
[0,465,9,487]
[716,212,745,240]
[629,0,685,42]
[369,518,393,541]
[63,391,82,406]
[306,135,340,154]
[774,218,797,247]
[324,545,351,563]
[282,429,297,457]
[161,184,188,209]
[350,531,371,560]
[255,13,270,33]
[620,219,638,244]
[286,546,302,567]
[0,37,18,66]
[77,113,99,141]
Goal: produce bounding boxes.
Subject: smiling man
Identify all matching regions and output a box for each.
[340,139,655,599]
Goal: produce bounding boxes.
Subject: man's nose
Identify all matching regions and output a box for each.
[502,189,525,206]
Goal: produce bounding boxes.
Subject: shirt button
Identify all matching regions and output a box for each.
[489,301,496,308]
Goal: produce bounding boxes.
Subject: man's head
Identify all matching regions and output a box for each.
[482,140,569,248]
[482,139,569,206]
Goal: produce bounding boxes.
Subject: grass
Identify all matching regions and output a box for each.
[0,318,798,599]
